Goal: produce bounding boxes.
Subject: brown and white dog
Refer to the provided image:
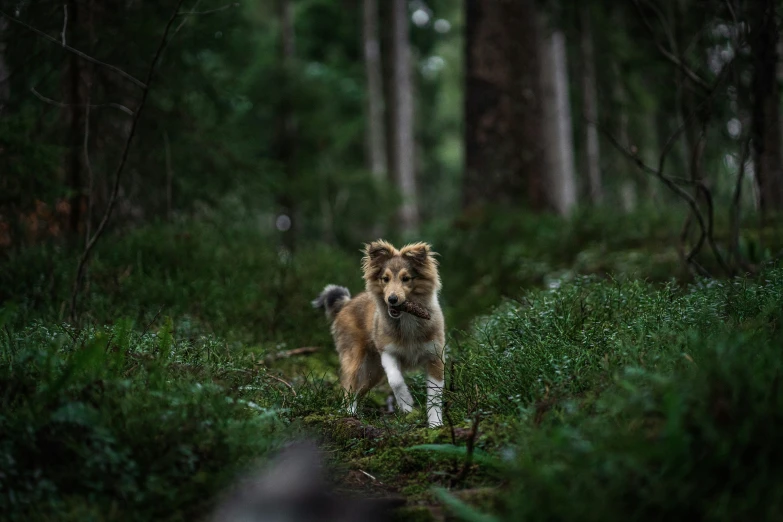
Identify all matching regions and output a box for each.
[312,240,446,427]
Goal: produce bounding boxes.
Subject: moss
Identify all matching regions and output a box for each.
[391,505,437,522]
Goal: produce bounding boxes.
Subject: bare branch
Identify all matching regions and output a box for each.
[60,3,67,46]
[0,10,146,89]
[596,57,734,276]
[68,0,187,322]
[631,0,711,91]
[30,86,134,116]
[178,3,239,15]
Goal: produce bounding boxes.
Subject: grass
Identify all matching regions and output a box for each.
[1,213,782,521]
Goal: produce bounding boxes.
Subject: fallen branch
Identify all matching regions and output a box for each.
[266,373,296,396]
[264,346,319,362]
[68,0,187,322]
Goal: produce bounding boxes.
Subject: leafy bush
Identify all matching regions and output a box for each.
[0,221,358,349]
[439,267,783,521]
[0,319,286,521]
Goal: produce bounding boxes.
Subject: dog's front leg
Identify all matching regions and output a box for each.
[380,351,414,413]
[426,357,444,428]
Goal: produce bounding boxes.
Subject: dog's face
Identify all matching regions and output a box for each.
[362,240,440,320]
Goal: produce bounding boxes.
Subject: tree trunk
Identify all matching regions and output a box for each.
[463,0,548,212]
[390,0,418,233]
[275,0,298,248]
[749,0,783,214]
[580,4,602,205]
[0,19,9,115]
[539,20,577,216]
[64,0,93,237]
[363,0,387,183]
[613,62,636,212]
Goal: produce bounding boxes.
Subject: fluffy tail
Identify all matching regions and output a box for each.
[311,284,351,322]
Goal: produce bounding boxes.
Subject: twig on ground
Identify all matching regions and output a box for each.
[359,469,377,481]
[264,346,319,362]
[266,373,296,396]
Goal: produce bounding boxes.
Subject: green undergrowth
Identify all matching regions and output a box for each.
[0,319,287,521]
[0,220,358,348]
[2,216,783,521]
[434,267,783,521]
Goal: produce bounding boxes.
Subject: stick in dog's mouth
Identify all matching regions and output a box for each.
[387,301,431,320]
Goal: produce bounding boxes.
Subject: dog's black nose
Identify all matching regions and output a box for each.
[388,294,398,305]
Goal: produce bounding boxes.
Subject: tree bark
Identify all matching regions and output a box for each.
[580,4,602,205]
[462,0,548,212]
[363,0,387,183]
[0,19,9,115]
[64,0,93,237]
[390,0,418,233]
[749,0,783,214]
[539,19,577,216]
[613,62,636,212]
[275,0,298,248]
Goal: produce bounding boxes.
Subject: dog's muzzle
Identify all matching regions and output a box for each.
[387,304,402,319]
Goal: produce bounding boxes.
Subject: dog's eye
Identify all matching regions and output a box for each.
[382,276,390,283]
[402,276,411,283]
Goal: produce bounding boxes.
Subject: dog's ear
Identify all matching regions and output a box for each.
[362,240,395,278]
[400,242,437,266]
[364,240,395,263]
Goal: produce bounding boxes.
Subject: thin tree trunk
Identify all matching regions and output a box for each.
[463,0,547,212]
[363,0,387,182]
[580,4,602,205]
[390,0,418,233]
[64,0,92,237]
[276,0,298,248]
[613,62,636,212]
[0,19,9,114]
[540,20,577,216]
[749,0,783,214]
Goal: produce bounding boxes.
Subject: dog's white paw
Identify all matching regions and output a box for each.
[427,407,443,428]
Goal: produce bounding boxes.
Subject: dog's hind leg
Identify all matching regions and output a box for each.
[340,348,383,416]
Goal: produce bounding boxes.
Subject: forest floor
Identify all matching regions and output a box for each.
[2,214,783,521]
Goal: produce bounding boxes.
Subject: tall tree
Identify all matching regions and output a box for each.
[390,0,418,233]
[580,3,603,205]
[463,0,548,212]
[748,0,783,213]
[613,61,636,212]
[276,0,298,248]
[64,0,94,237]
[0,19,8,114]
[539,15,577,216]
[362,0,387,183]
